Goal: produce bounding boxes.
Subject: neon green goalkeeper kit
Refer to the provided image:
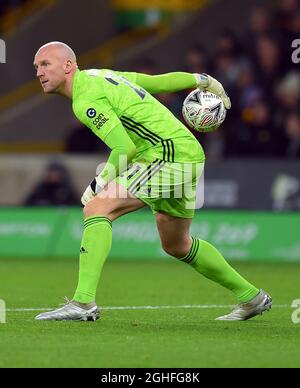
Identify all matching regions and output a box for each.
[72,69,259,306]
[72,69,205,167]
[72,69,205,218]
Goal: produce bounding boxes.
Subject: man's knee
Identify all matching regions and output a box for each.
[161,239,192,259]
[83,197,111,219]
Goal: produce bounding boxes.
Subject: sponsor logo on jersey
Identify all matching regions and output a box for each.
[87,108,97,118]
[93,113,109,129]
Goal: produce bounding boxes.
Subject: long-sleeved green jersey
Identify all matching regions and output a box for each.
[72,69,205,184]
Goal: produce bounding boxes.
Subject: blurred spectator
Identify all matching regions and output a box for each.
[184,45,209,74]
[274,71,300,145]
[244,7,274,56]
[249,6,273,35]
[224,100,279,157]
[253,34,285,95]
[213,51,243,91]
[215,28,242,57]
[291,9,300,37]
[284,111,300,158]
[177,0,300,159]
[242,100,279,156]
[212,29,244,91]
[276,71,300,110]
[235,63,263,110]
[24,162,78,206]
[274,0,300,38]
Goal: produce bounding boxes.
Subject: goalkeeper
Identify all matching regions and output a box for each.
[34,42,272,322]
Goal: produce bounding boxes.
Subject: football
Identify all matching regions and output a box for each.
[182,89,227,132]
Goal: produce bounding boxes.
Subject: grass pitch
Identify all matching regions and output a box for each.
[0,258,299,368]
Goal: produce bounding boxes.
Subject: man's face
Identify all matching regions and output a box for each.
[34,47,67,94]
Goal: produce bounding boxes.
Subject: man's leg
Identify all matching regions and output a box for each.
[73,182,145,305]
[156,212,272,320]
[36,182,145,321]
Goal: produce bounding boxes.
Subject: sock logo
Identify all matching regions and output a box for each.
[80,247,88,254]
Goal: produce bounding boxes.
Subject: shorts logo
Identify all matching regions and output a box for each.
[87,108,96,118]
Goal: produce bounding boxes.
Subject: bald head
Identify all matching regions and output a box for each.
[36,41,77,62]
[34,41,78,97]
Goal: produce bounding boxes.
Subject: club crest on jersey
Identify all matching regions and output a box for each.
[87,108,96,118]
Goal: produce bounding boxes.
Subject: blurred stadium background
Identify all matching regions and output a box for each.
[0,0,299,261]
[1,0,300,369]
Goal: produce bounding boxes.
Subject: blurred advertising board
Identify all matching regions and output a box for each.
[203,160,300,210]
[0,208,299,262]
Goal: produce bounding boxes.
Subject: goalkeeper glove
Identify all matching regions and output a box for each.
[194,73,231,109]
[81,176,106,206]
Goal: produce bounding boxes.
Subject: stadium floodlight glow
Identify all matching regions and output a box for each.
[0,39,6,64]
[0,299,6,323]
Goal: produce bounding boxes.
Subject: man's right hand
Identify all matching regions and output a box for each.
[81,178,98,206]
[81,177,106,206]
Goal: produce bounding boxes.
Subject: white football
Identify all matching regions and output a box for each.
[182,89,227,132]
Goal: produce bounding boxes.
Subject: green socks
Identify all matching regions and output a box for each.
[73,219,258,304]
[180,238,259,303]
[73,216,112,304]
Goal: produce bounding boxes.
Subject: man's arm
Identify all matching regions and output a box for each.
[136,72,197,94]
[93,122,136,188]
[135,72,231,109]
[73,99,137,205]
[81,123,136,205]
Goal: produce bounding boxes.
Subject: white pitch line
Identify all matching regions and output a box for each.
[1,304,290,312]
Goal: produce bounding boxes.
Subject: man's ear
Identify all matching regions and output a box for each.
[64,60,73,74]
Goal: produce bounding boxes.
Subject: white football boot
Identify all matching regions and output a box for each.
[216,289,272,321]
[35,299,100,322]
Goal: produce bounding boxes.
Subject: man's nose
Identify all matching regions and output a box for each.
[36,67,44,78]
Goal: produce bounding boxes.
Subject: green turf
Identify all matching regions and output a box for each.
[0,258,299,368]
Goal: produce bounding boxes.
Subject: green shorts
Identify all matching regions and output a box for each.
[116,158,204,218]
